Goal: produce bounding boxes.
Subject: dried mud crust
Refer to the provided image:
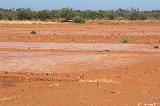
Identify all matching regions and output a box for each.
[0,48,160,105]
[0,57,160,106]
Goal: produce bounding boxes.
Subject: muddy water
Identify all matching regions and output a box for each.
[0,42,159,52]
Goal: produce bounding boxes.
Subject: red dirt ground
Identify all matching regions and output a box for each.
[0,20,160,106]
[0,20,160,44]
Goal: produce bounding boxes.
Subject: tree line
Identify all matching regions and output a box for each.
[0,8,160,22]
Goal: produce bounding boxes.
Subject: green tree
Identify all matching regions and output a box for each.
[139,12,147,20]
[37,10,52,21]
[97,10,106,19]
[154,11,160,19]
[57,8,75,21]
[5,13,17,20]
[0,12,5,20]
[128,8,140,20]
[108,13,114,20]
[73,16,85,23]
[0,7,159,21]
[50,10,57,20]
[16,8,35,20]
[81,10,98,20]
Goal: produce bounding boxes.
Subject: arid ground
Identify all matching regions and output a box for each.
[0,20,160,106]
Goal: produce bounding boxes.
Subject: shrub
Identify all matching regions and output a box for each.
[108,14,114,20]
[128,8,139,20]
[16,8,35,20]
[0,12,5,20]
[1,7,160,21]
[154,45,159,49]
[37,10,52,21]
[121,38,128,43]
[73,16,85,23]
[57,8,75,22]
[30,30,36,34]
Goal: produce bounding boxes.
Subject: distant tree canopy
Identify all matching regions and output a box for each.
[57,8,75,21]
[36,10,52,21]
[16,8,35,20]
[0,7,160,22]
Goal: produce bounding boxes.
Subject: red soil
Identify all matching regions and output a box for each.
[0,20,160,106]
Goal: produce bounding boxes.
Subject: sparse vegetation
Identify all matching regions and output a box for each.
[30,30,36,34]
[45,73,49,76]
[73,16,85,23]
[0,8,160,22]
[57,8,75,22]
[104,50,110,52]
[154,45,159,49]
[121,38,128,43]
[5,72,8,74]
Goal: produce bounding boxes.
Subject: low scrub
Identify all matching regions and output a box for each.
[121,38,128,43]
[0,8,160,21]
[30,30,36,34]
[154,45,159,49]
[73,16,85,23]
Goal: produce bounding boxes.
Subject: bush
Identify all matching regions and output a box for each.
[121,38,128,43]
[73,16,85,23]
[154,12,160,19]
[0,12,5,20]
[1,7,160,21]
[37,10,52,21]
[30,30,36,34]
[57,8,75,22]
[16,8,35,20]
[108,14,114,20]
[154,45,159,49]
